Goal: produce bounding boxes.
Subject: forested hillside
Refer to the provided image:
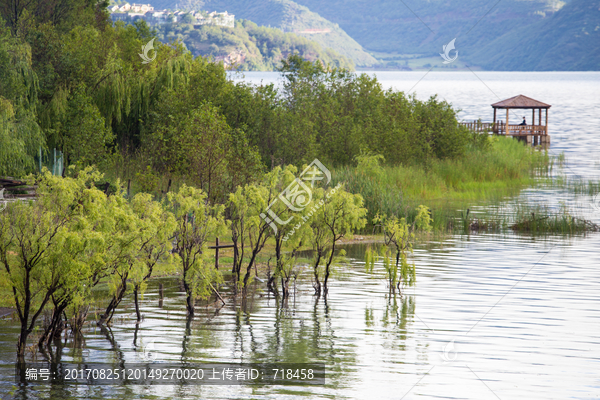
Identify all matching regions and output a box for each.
[157,19,354,70]
[154,0,378,67]
[156,0,598,71]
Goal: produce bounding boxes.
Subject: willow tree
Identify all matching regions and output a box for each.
[0,27,44,177]
[96,193,147,326]
[228,168,286,292]
[94,191,178,325]
[168,185,227,316]
[228,164,309,297]
[129,193,176,322]
[0,168,108,359]
[267,166,312,299]
[309,185,367,296]
[36,22,191,156]
[374,205,432,293]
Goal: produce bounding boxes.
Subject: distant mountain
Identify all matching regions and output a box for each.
[151,0,378,67]
[149,0,598,71]
[290,0,568,54]
[467,0,600,70]
[289,0,599,71]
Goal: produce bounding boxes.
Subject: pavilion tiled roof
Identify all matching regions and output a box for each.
[491,95,551,109]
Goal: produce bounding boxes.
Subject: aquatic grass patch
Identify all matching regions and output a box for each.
[333,137,549,231]
[510,204,599,234]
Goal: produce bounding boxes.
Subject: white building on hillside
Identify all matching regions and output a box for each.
[196,11,234,28]
[131,3,154,12]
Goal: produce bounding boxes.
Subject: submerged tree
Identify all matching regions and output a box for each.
[129,193,176,322]
[373,205,432,293]
[97,191,176,325]
[267,166,312,299]
[227,168,285,292]
[309,185,367,296]
[0,168,107,360]
[168,185,227,316]
[96,194,144,326]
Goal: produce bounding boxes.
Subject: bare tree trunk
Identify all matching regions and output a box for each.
[97,276,128,325]
[266,258,278,296]
[158,283,164,308]
[280,276,286,299]
[16,286,52,361]
[134,286,141,322]
[183,259,194,316]
[323,242,336,296]
[17,327,29,361]
[39,300,68,347]
[243,250,259,290]
[184,279,194,316]
[313,253,322,296]
[231,243,238,275]
[70,306,89,332]
[395,250,401,294]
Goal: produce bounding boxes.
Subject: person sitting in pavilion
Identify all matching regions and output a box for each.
[519,117,527,125]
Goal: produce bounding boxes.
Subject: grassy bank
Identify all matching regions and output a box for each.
[332,137,550,231]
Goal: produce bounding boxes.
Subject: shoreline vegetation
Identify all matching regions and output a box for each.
[1,1,599,361]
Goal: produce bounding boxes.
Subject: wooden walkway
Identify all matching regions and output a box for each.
[459,120,550,145]
[0,178,37,204]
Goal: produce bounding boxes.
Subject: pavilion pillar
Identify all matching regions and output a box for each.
[532,109,535,127]
[506,109,509,135]
[539,109,542,131]
[545,109,548,135]
[493,108,497,132]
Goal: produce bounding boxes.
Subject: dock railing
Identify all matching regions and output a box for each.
[459,120,548,136]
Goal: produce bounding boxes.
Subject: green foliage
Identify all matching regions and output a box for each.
[0,0,105,36]
[271,58,476,167]
[308,184,367,294]
[144,97,262,202]
[510,202,599,234]
[0,25,44,177]
[374,205,432,292]
[168,184,227,314]
[0,167,109,356]
[157,19,354,71]
[56,85,114,166]
[266,166,313,296]
[333,137,548,229]
[227,167,283,289]
[128,192,177,295]
[355,152,385,179]
[135,165,160,193]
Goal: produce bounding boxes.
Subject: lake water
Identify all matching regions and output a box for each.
[2,72,600,400]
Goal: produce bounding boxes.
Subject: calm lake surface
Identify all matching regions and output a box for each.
[2,72,600,400]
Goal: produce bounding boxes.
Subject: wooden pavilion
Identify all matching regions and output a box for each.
[460,95,551,145]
